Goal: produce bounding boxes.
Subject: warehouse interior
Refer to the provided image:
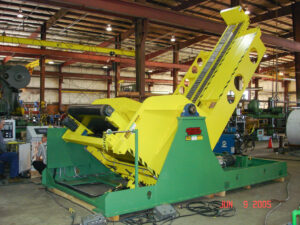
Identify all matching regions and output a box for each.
[0,0,300,225]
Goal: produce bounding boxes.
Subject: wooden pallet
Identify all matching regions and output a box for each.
[47,188,120,222]
[48,188,96,212]
[204,191,226,199]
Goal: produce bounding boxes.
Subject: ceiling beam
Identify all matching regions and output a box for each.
[259,61,295,73]
[35,0,300,52]
[31,70,174,84]
[145,35,209,61]
[171,0,208,11]
[251,5,292,24]
[61,27,135,67]
[261,52,291,62]
[0,46,190,70]
[2,8,68,64]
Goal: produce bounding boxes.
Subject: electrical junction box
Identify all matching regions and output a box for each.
[3,119,16,141]
[153,204,177,221]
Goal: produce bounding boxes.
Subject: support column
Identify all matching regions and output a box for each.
[135,18,148,101]
[107,69,111,98]
[114,34,121,97]
[172,44,179,92]
[147,73,152,93]
[254,78,260,100]
[40,22,46,111]
[248,80,251,100]
[283,80,290,109]
[58,65,63,112]
[293,2,300,106]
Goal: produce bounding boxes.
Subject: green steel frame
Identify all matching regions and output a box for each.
[43,117,287,217]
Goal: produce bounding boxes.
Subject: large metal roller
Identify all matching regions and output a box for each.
[286,110,300,146]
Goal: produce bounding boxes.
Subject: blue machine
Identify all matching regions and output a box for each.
[213,133,235,154]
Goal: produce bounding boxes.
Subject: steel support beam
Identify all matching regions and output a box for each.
[254,78,260,100]
[145,35,209,61]
[261,52,291,63]
[0,36,134,57]
[147,73,153,93]
[114,35,121,97]
[259,61,295,73]
[248,81,252,100]
[293,2,300,106]
[283,80,290,109]
[62,27,135,67]
[172,44,179,92]
[251,5,292,24]
[107,69,111,98]
[231,0,241,7]
[135,18,148,100]
[40,23,46,109]
[0,46,189,71]
[38,0,300,52]
[171,0,208,11]
[58,65,63,112]
[31,70,174,84]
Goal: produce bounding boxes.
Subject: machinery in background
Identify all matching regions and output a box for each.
[26,126,49,174]
[43,7,286,217]
[0,65,30,116]
[244,98,286,139]
[274,109,300,154]
[213,108,255,154]
[0,65,34,140]
[286,109,300,146]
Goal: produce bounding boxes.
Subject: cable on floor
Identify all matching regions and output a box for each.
[264,173,291,225]
[46,189,77,225]
[185,200,236,217]
[118,200,236,225]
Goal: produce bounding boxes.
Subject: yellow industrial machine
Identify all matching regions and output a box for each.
[62,6,265,187]
[43,6,286,217]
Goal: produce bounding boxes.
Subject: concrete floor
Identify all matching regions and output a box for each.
[0,141,299,225]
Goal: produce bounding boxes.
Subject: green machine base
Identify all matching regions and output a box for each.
[43,117,287,217]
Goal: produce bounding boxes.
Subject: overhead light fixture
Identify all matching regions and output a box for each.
[170,35,176,42]
[283,77,295,81]
[106,24,112,32]
[48,61,54,64]
[245,8,250,15]
[17,9,24,18]
[103,65,108,69]
[263,54,268,58]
